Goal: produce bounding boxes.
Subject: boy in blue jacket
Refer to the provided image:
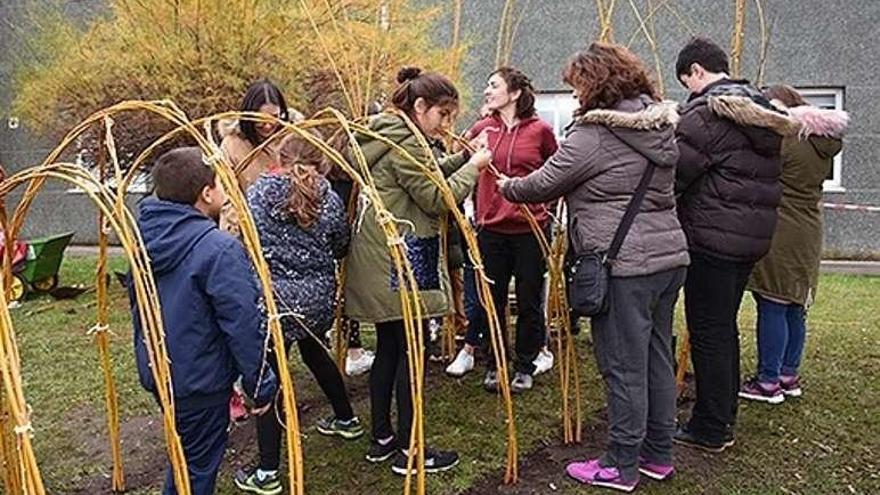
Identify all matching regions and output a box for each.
[130,147,277,495]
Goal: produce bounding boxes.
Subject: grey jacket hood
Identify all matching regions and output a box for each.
[577,96,680,167]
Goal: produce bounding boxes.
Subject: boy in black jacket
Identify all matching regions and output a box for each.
[130,147,277,494]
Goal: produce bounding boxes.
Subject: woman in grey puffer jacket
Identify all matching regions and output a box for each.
[500,43,689,491]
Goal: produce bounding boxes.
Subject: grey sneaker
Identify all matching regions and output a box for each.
[316,416,365,440]
[233,468,282,495]
[511,372,533,394]
[483,370,499,393]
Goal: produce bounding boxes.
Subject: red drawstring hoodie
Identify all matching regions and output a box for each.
[468,114,558,234]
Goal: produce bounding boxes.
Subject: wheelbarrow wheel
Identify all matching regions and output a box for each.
[9,274,28,303]
[32,275,59,293]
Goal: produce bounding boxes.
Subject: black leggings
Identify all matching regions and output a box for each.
[257,336,355,470]
[369,319,426,447]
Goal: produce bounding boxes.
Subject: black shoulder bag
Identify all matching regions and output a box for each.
[567,131,656,317]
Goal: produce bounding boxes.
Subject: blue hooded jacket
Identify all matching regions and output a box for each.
[130,197,277,410]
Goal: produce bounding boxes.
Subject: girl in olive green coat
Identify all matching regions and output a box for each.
[345,67,491,474]
[740,85,848,403]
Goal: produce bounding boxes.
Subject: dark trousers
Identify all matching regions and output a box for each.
[478,229,547,375]
[591,268,685,481]
[257,336,355,470]
[370,319,427,447]
[163,404,229,495]
[684,251,753,443]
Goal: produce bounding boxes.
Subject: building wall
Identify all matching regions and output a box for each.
[2,1,879,253]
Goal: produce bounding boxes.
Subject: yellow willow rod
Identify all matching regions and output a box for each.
[0,198,24,495]
[298,0,358,115]
[2,163,191,494]
[0,165,189,493]
[200,123,306,495]
[447,130,582,444]
[311,108,430,494]
[94,124,126,491]
[389,111,521,482]
[210,108,431,494]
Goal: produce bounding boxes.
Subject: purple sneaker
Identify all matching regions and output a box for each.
[739,377,785,404]
[780,375,802,397]
[566,458,638,492]
[638,457,674,481]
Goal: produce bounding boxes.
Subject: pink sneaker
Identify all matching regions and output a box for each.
[780,375,802,397]
[566,458,638,492]
[638,457,674,481]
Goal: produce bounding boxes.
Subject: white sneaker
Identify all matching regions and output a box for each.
[532,348,554,376]
[346,350,375,376]
[445,348,475,377]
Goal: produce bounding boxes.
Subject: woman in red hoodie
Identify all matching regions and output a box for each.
[445,66,558,393]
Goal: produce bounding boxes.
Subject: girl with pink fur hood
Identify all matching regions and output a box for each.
[740,84,849,404]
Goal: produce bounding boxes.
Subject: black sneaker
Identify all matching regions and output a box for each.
[366,438,397,463]
[673,424,735,453]
[391,448,460,475]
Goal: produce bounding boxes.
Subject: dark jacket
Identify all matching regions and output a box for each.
[130,198,277,410]
[248,173,350,341]
[748,105,849,305]
[469,115,558,234]
[501,96,690,277]
[675,79,800,263]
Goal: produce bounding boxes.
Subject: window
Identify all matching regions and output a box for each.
[65,148,151,195]
[798,87,845,192]
[535,92,578,138]
[538,88,847,192]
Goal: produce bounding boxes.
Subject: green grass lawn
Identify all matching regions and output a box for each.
[8,255,879,494]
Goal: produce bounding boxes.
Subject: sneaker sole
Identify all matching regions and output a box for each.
[233,479,283,495]
[444,368,473,378]
[638,467,674,481]
[316,425,365,440]
[782,388,802,397]
[738,391,785,404]
[365,451,396,463]
[391,457,460,476]
[673,436,734,453]
[589,480,637,492]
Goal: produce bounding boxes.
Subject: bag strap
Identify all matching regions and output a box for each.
[605,127,657,263]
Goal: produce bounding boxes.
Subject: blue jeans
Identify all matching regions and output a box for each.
[462,262,486,347]
[754,293,807,383]
[163,403,229,495]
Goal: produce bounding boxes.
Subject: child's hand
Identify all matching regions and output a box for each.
[250,401,273,416]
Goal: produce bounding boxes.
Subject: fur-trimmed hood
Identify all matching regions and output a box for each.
[576,96,680,168]
[786,104,849,139]
[707,95,800,136]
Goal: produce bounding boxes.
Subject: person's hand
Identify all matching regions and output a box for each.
[250,401,273,417]
[469,128,493,151]
[470,148,492,170]
[496,174,511,191]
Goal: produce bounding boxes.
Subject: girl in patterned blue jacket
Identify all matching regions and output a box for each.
[234,132,362,494]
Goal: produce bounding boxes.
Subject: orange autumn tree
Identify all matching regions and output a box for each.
[11,0,465,161]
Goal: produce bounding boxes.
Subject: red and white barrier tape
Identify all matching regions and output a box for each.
[822,202,880,213]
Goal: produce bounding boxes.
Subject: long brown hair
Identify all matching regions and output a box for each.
[277,131,326,228]
[563,42,660,115]
[763,84,808,108]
